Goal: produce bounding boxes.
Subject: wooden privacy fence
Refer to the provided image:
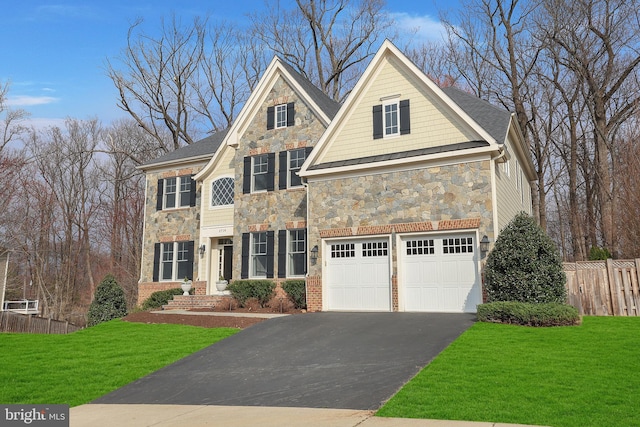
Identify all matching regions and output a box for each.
[564,259,640,316]
[0,311,82,334]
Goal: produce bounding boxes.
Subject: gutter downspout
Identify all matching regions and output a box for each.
[489,146,506,242]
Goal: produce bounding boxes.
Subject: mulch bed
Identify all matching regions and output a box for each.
[121,311,268,329]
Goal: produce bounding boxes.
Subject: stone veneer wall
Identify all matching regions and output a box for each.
[233,76,329,279]
[305,160,494,311]
[140,166,204,287]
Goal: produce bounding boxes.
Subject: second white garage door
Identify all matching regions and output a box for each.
[401,233,481,312]
[326,238,391,311]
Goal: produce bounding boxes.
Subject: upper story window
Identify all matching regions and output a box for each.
[243,153,275,194]
[156,175,195,211]
[252,154,269,192]
[384,102,399,136]
[211,177,234,206]
[267,102,295,130]
[278,147,312,190]
[373,99,410,140]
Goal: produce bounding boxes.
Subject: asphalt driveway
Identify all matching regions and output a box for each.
[94,312,475,410]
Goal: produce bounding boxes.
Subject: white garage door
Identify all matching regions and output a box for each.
[401,233,481,312]
[326,238,391,311]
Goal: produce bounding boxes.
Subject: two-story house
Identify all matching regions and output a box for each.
[137,40,536,313]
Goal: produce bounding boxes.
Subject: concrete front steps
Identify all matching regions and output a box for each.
[162,294,233,311]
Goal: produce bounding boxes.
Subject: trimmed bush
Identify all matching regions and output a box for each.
[477,301,580,327]
[484,212,566,304]
[227,280,275,307]
[87,275,128,327]
[141,288,187,311]
[282,280,306,309]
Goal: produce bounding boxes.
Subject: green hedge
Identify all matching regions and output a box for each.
[141,288,188,311]
[227,280,275,307]
[282,280,306,309]
[477,301,581,327]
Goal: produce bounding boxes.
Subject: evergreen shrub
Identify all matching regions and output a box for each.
[484,212,566,304]
[87,274,128,327]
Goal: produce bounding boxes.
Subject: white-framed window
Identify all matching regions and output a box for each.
[164,176,191,209]
[275,104,287,128]
[384,101,399,137]
[251,232,268,278]
[252,154,269,192]
[211,177,234,206]
[161,241,191,281]
[288,229,306,276]
[288,149,305,188]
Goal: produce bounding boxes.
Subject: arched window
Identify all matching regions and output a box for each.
[211,177,234,206]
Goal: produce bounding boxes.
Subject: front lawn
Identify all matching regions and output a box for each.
[0,320,237,407]
[378,316,640,427]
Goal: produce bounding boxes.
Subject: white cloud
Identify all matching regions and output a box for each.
[24,117,67,130]
[6,95,59,107]
[392,12,448,43]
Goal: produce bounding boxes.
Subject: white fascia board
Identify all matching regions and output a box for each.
[137,156,211,173]
[302,145,497,180]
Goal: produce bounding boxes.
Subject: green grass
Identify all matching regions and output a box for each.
[378,317,640,427]
[0,320,237,407]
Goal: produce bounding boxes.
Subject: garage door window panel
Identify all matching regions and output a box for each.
[331,243,355,258]
[363,241,388,257]
[406,239,434,255]
[442,237,474,254]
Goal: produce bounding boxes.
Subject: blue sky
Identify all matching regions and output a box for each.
[2,1,452,131]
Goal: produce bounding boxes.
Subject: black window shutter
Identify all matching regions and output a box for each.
[152,243,161,282]
[186,241,195,280]
[400,99,411,135]
[266,152,275,192]
[278,230,287,278]
[278,151,288,190]
[243,157,251,194]
[266,230,275,278]
[286,102,295,127]
[304,228,308,274]
[373,104,383,139]
[267,106,275,130]
[241,233,250,279]
[304,146,313,157]
[156,179,164,211]
[189,175,197,207]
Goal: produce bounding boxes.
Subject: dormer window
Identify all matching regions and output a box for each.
[267,102,295,130]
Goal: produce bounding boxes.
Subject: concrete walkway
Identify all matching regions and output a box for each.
[70,404,548,427]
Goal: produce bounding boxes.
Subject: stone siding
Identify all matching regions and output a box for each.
[233,76,329,279]
[307,160,494,278]
[140,167,204,285]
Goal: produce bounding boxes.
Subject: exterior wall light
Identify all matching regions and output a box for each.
[199,244,206,255]
[480,235,490,253]
[310,245,319,263]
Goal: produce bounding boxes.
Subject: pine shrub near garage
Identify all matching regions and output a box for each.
[87,274,128,327]
[227,280,275,307]
[141,288,186,311]
[484,212,567,304]
[282,280,306,309]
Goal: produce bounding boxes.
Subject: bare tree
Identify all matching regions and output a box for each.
[107,16,264,152]
[0,81,29,155]
[539,0,640,255]
[249,0,396,102]
[441,0,549,229]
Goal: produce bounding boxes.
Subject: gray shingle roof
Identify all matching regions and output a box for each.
[441,87,511,145]
[140,129,229,169]
[308,141,490,171]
